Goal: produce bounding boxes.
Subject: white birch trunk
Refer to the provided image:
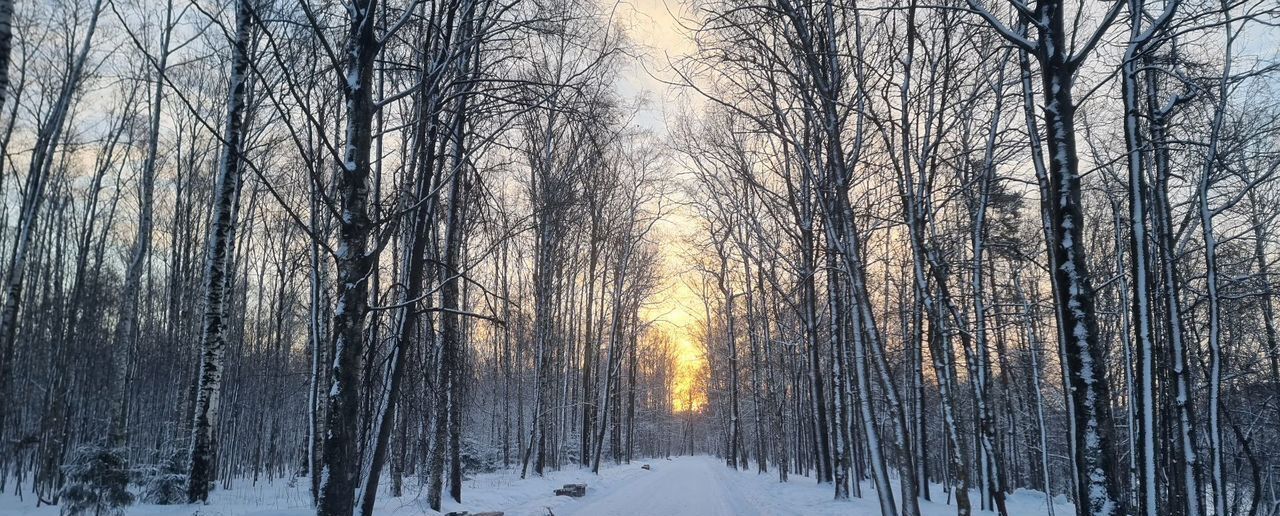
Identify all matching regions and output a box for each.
[188,0,251,501]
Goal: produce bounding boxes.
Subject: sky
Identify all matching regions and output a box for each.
[609,0,1280,412]
[609,0,714,411]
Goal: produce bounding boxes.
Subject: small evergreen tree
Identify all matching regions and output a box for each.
[137,450,187,505]
[59,445,133,516]
[459,437,498,479]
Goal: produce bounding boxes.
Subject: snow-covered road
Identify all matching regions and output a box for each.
[537,455,1071,516]
[560,456,763,516]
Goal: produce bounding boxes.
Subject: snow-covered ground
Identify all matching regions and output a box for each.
[0,456,1074,515]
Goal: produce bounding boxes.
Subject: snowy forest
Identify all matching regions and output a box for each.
[0,0,1277,511]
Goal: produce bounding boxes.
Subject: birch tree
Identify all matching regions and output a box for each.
[188,0,253,502]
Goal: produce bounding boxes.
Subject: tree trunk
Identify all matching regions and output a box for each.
[188,0,251,502]
[316,0,379,510]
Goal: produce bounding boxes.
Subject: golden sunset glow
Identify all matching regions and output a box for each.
[670,336,707,412]
[645,212,710,414]
[647,280,708,413]
[646,286,708,412]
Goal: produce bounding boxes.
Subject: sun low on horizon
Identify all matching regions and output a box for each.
[644,280,708,413]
